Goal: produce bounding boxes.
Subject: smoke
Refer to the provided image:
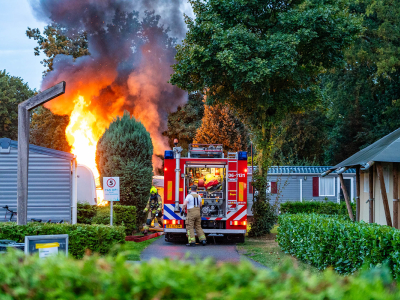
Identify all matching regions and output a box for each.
[29,0,192,170]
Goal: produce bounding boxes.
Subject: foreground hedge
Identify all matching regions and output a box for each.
[280,201,356,216]
[78,203,137,235]
[278,214,400,277]
[0,222,125,259]
[1,250,400,299]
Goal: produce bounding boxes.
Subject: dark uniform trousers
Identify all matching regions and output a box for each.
[186,207,206,243]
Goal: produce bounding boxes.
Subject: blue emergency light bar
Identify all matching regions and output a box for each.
[238,151,247,160]
[164,150,174,159]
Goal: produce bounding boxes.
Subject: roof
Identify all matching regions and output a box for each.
[0,138,74,160]
[331,127,400,169]
[248,166,356,175]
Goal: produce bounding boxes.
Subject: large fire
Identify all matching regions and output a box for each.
[66,95,107,206]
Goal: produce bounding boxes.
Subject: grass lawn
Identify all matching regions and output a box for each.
[119,236,161,261]
[237,236,320,276]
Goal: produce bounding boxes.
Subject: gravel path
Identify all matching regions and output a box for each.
[141,235,266,268]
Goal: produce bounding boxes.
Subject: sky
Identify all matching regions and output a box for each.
[0,0,47,91]
[0,0,194,92]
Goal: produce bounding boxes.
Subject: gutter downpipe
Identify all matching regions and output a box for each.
[173,146,183,212]
[336,167,349,175]
[361,161,375,171]
[321,169,334,177]
[72,156,78,224]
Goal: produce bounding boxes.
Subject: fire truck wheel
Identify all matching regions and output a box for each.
[238,234,245,243]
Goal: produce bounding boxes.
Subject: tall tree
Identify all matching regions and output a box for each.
[26,25,90,76]
[170,0,362,235]
[30,106,71,152]
[271,108,329,166]
[96,112,153,226]
[322,0,400,164]
[0,70,34,140]
[194,103,249,154]
[163,92,204,154]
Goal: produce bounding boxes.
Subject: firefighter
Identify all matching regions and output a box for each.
[143,186,163,234]
[182,185,207,247]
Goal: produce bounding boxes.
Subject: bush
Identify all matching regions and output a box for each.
[77,203,97,224]
[95,112,153,228]
[0,222,125,259]
[1,250,400,299]
[280,201,356,216]
[249,199,277,237]
[277,214,400,277]
[77,203,137,235]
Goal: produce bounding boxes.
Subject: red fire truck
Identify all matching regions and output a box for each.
[163,144,248,243]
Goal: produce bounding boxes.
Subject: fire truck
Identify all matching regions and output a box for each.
[163,143,248,243]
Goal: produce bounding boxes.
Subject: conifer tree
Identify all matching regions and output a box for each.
[194,104,249,153]
[96,112,153,225]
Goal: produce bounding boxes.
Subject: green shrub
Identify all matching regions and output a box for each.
[77,203,97,224]
[78,203,137,235]
[1,250,400,299]
[277,214,400,277]
[280,201,356,216]
[0,222,125,259]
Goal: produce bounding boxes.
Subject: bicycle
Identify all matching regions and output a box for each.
[2,206,17,222]
[31,218,64,224]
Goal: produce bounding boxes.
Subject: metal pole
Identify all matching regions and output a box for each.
[17,105,29,225]
[110,201,113,226]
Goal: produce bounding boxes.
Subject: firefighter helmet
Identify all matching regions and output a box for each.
[150,186,157,194]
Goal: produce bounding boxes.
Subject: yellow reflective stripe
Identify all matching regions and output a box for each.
[167,181,172,200]
[239,182,244,202]
[35,242,60,249]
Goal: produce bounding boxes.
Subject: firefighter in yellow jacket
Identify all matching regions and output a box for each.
[182,185,207,247]
[143,186,163,234]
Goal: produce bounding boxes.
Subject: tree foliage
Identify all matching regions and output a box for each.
[194,103,249,154]
[96,112,153,226]
[320,0,400,164]
[0,70,34,140]
[26,25,90,75]
[171,0,362,235]
[30,106,71,152]
[271,108,329,166]
[163,92,204,154]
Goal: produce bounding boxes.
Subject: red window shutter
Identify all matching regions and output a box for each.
[313,177,319,197]
[271,182,277,194]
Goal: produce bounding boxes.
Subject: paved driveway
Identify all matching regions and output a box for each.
[141,235,266,268]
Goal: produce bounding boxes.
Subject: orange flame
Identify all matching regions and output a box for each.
[66,95,108,206]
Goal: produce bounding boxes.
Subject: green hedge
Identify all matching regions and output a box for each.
[277,214,400,277]
[1,251,400,299]
[77,203,136,235]
[280,201,356,216]
[0,222,125,259]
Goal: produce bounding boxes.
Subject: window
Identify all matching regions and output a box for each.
[319,177,335,196]
[363,171,369,193]
[266,181,277,194]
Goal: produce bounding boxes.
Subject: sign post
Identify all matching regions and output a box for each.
[103,177,120,225]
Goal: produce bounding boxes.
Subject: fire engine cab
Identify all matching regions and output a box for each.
[163,144,248,243]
